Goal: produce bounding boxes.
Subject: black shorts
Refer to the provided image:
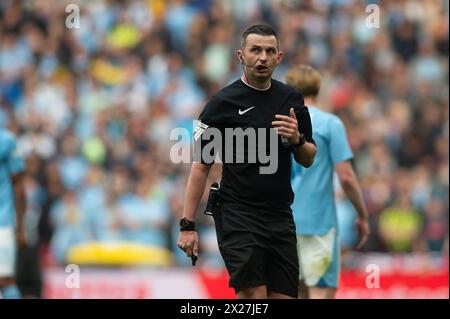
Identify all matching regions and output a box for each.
[213,203,299,298]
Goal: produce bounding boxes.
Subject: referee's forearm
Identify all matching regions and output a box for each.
[182,162,211,221]
[293,142,316,168]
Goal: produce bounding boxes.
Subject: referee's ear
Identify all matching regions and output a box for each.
[237,50,243,64]
[276,50,283,65]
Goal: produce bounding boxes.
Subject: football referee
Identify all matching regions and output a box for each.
[177,24,317,299]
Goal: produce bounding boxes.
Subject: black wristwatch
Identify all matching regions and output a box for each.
[292,133,306,148]
[180,217,196,231]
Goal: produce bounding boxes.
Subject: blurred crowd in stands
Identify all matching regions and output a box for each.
[0,0,448,282]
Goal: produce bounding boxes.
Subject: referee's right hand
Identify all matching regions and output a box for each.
[177,231,199,258]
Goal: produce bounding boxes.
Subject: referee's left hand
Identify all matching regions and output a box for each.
[272,108,300,145]
[177,231,199,258]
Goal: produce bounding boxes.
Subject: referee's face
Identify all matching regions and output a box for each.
[239,34,283,83]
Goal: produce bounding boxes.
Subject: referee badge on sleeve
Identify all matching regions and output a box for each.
[194,120,209,141]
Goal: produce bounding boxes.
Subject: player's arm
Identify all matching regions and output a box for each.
[335,161,370,249]
[177,162,212,258]
[11,172,26,248]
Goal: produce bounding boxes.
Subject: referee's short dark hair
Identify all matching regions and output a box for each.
[241,24,279,50]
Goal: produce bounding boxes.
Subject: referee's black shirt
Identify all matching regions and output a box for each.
[194,78,315,212]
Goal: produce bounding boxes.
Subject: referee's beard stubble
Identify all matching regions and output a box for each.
[240,58,274,83]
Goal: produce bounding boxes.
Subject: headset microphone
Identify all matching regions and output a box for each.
[241,60,255,68]
[240,58,271,71]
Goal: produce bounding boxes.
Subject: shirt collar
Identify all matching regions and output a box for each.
[240,76,271,91]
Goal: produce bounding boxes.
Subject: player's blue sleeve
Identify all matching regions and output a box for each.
[329,115,353,164]
[6,136,25,176]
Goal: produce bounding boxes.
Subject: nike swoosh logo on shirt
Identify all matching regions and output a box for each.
[238,106,255,115]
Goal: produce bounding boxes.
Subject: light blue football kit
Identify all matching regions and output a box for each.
[292,106,353,288]
[0,129,25,227]
[0,128,24,298]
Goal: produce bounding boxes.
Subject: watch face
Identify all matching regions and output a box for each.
[180,218,195,231]
[180,218,193,227]
[299,134,305,145]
